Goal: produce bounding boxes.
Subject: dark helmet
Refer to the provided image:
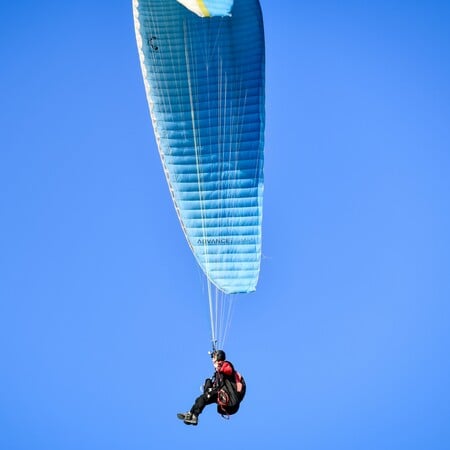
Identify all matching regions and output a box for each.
[213,350,226,361]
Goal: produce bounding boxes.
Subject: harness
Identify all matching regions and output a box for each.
[214,363,246,418]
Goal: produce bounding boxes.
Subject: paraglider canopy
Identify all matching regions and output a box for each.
[133,0,265,347]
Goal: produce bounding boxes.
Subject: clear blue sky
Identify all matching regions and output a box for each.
[1,1,450,449]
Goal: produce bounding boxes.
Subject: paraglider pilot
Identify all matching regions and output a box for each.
[177,350,246,426]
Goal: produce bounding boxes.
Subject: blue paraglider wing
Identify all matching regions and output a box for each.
[133,0,265,294]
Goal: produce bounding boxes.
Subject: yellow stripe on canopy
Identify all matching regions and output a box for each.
[196,0,211,17]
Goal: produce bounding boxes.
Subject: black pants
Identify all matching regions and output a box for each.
[190,391,218,416]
